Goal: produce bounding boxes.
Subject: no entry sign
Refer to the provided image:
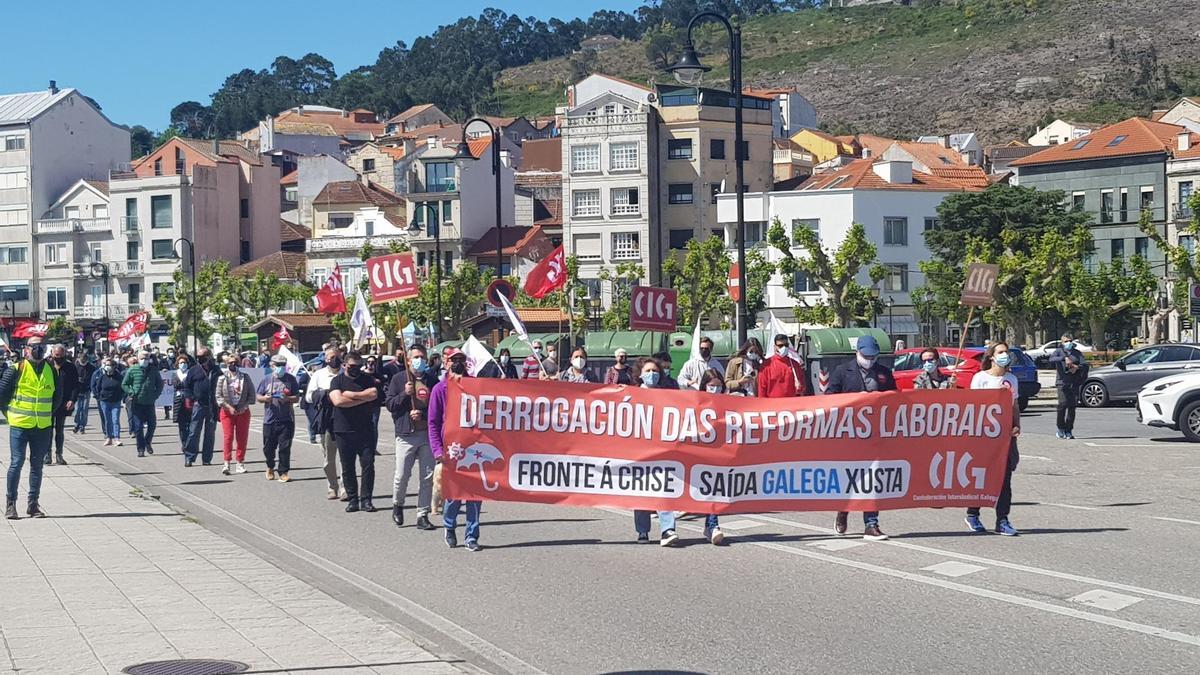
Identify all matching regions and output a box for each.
[630,286,677,332]
[366,252,420,303]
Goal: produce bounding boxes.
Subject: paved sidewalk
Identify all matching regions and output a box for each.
[0,446,466,675]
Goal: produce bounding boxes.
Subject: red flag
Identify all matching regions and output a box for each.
[522,245,566,299]
[271,326,291,350]
[108,311,149,343]
[313,265,347,314]
[12,321,48,339]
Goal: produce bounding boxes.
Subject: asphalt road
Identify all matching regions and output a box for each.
[35,401,1200,674]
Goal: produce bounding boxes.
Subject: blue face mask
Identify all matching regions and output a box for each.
[273,366,286,377]
[994,353,1012,368]
[1063,342,1074,351]
[641,371,660,386]
[411,358,426,373]
[922,360,937,373]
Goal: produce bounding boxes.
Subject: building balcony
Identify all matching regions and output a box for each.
[73,303,139,321]
[563,112,649,129]
[72,260,143,279]
[1175,205,1195,221]
[33,217,112,236]
[306,234,409,254]
[120,216,140,236]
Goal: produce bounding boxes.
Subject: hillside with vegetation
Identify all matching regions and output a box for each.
[496,0,1200,144]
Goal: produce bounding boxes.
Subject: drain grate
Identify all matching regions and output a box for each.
[122,659,250,675]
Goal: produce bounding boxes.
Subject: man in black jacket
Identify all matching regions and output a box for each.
[1049,333,1088,440]
[824,335,896,541]
[385,344,438,530]
[73,352,96,434]
[181,347,221,467]
[46,344,79,465]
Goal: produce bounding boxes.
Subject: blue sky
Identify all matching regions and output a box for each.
[0,0,643,131]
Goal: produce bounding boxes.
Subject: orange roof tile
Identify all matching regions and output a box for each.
[927,166,990,188]
[467,137,492,159]
[255,313,333,330]
[231,251,307,280]
[280,169,298,185]
[314,180,403,207]
[798,158,984,192]
[887,140,966,170]
[273,108,385,138]
[858,133,898,158]
[1011,117,1189,167]
[280,220,310,242]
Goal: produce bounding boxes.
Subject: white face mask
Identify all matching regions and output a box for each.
[705,385,722,394]
[571,357,586,371]
[500,355,509,365]
[856,354,876,370]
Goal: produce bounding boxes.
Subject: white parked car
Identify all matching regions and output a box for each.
[1025,340,1094,368]
[1136,371,1200,442]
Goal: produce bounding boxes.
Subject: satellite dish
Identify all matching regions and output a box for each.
[646,92,657,103]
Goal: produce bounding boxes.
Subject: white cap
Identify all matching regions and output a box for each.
[614,348,628,357]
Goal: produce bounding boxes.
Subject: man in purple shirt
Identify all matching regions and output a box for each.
[428,348,481,552]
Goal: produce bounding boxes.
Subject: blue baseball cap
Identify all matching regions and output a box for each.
[856,335,880,357]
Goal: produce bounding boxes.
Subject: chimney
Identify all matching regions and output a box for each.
[428,136,440,149]
[297,105,304,116]
[402,138,416,155]
[940,134,952,149]
[360,172,371,187]
[872,160,913,184]
[341,109,349,118]
[1179,132,1191,152]
[212,138,221,157]
[48,80,58,95]
[863,147,872,159]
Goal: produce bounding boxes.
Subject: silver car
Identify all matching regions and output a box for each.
[1081,344,1200,407]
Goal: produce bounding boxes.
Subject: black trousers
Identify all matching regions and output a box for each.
[335,430,375,501]
[969,439,1019,521]
[263,419,295,473]
[51,412,68,457]
[1056,387,1078,432]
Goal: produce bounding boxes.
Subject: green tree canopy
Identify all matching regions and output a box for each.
[767,218,884,328]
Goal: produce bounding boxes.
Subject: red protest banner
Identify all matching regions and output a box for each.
[629,286,677,332]
[366,252,419,303]
[107,311,149,342]
[442,379,1014,515]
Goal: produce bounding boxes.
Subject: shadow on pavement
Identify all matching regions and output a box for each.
[118,471,162,476]
[1099,502,1153,507]
[483,538,611,549]
[481,518,601,527]
[53,512,180,519]
[177,479,234,486]
[893,527,1128,539]
[241,659,465,674]
[1151,437,1191,443]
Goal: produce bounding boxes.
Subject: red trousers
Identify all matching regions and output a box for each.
[219,408,250,462]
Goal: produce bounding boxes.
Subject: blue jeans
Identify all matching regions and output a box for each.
[7,426,51,503]
[303,405,319,440]
[128,403,157,451]
[99,400,122,439]
[185,405,216,464]
[634,510,677,536]
[444,499,481,542]
[73,392,91,430]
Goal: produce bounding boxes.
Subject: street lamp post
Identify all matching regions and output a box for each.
[885,296,895,337]
[86,260,111,331]
[455,119,504,279]
[669,11,746,345]
[172,238,197,352]
[870,286,881,329]
[409,202,443,340]
[2,298,14,348]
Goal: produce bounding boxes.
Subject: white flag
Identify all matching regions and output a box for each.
[689,318,702,362]
[496,293,528,343]
[276,344,304,376]
[462,335,497,377]
[350,287,375,346]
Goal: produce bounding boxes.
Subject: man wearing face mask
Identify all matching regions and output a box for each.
[825,334,895,541]
[47,345,78,465]
[0,337,61,519]
[256,355,300,482]
[328,351,382,513]
[385,344,438,530]
[521,340,545,379]
[122,350,163,458]
[73,351,96,434]
[604,348,634,385]
[757,335,809,399]
[305,347,344,500]
[92,357,125,446]
[678,337,724,390]
[1049,333,1088,440]
[428,348,483,551]
[181,347,221,467]
[541,343,560,377]
[170,355,192,446]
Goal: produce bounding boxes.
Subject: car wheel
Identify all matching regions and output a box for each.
[1080,381,1108,408]
[1018,397,1029,412]
[1180,401,1200,443]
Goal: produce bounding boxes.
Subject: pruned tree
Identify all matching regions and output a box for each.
[662,236,734,329]
[767,217,884,328]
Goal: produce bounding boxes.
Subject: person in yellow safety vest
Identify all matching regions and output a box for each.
[0,337,61,520]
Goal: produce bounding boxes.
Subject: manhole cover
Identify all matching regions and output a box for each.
[122,659,249,675]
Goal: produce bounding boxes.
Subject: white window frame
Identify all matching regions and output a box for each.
[45,287,67,312]
[883,217,908,246]
[3,136,25,152]
[571,189,601,218]
[610,187,640,216]
[574,234,602,261]
[329,213,354,229]
[0,208,27,226]
[611,232,641,260]
[0,171,28,190]
[609,142,639,171]
[571,144,601,173]
[884,263,909,292]
[44,242,67,265]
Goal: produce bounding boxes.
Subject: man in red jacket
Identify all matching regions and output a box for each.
[757,334,808,398]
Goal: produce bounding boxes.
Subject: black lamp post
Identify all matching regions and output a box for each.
[87,260,111,331]
[455,119,504,279]
[172,238,197,352]
[885,296,895,336]
[2,298,14,347]
[409,202,443,339]
[669,11,746,345]
[870,286,881,329]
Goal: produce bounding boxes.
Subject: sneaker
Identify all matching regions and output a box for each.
[5,501,18,520]
[445,529,458,548]
[339,490,350,502]
[863,524,889,541]
[221,463,231,476]
[115,439,123,446]
[466,539,481,552]
[834,512,848,535]
[327,488,338,500]
[706,527,725,545]
[1055,430,1066,439]
[145,445,154,455]
[416,515,435,531]
[1065,432,1075,440]
[278,473,290,483]
[995,519,1020,536]
[266,469,276,481]
[55,455,67,465]
[103,439,112,447]
[965,515,986,533]
[636,532,650,544]
[345,499,360,513]
[26,503,46,518]
[309,436,317,443]
[660,529,679,547]
[235,463,246,474]
[137,451,145,458]
[361,500,377,513]
[185,460,194,468]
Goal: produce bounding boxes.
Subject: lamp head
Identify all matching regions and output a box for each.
[668,43,710,85]
[453,142,477,161]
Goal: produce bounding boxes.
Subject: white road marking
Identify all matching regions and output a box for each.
[711,519,761,531]
[1042,502,1099,511]
[667,521,1200,648]
[1022,454,1053,461]
[67,437,546,675]
[807,539,865,552]
[922,561,987,578]
[1151,516,1200,526]
[1083,442,1162,448]
[742,513,1200,607]
[1069,590,1144,612]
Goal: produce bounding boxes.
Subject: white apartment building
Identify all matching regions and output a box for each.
[1027,120,1100,147]
[560,90,659,301]
[0,84,130,320]
[716,158,985,343]
[1167,131,1200,341]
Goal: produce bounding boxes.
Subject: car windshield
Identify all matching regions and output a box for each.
[1123,348,1162,365]
[1009,349,1035,368]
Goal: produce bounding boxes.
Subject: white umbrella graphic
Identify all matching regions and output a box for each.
[452,443,504,492]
